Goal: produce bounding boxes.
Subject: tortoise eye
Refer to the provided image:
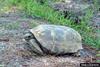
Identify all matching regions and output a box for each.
[24,33,32,41]
[28,35,31,38]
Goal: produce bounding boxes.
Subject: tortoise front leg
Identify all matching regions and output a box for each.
[28,39,44,56]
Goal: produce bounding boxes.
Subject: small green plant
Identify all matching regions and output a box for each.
[96,51,100,63]
[96,60,100,63]
[0,64,4,67]
[96,54,100,57]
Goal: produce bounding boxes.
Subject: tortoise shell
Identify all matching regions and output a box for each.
[29,25,83,54]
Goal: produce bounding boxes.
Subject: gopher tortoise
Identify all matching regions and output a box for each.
[23,25,87,56]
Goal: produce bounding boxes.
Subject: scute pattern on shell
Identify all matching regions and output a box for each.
[29,25,83,54]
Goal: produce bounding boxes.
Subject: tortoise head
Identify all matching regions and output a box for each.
[24,31,34,41]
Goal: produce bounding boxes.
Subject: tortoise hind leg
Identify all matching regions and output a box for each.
[80,49,96,57]
[74,49,95,57]
[73,51,81,57]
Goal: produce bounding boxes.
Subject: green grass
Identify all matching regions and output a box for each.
[96,54,100,57]
[0,0,100,49]
[96,52,100,63]
[96,60,100,63]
